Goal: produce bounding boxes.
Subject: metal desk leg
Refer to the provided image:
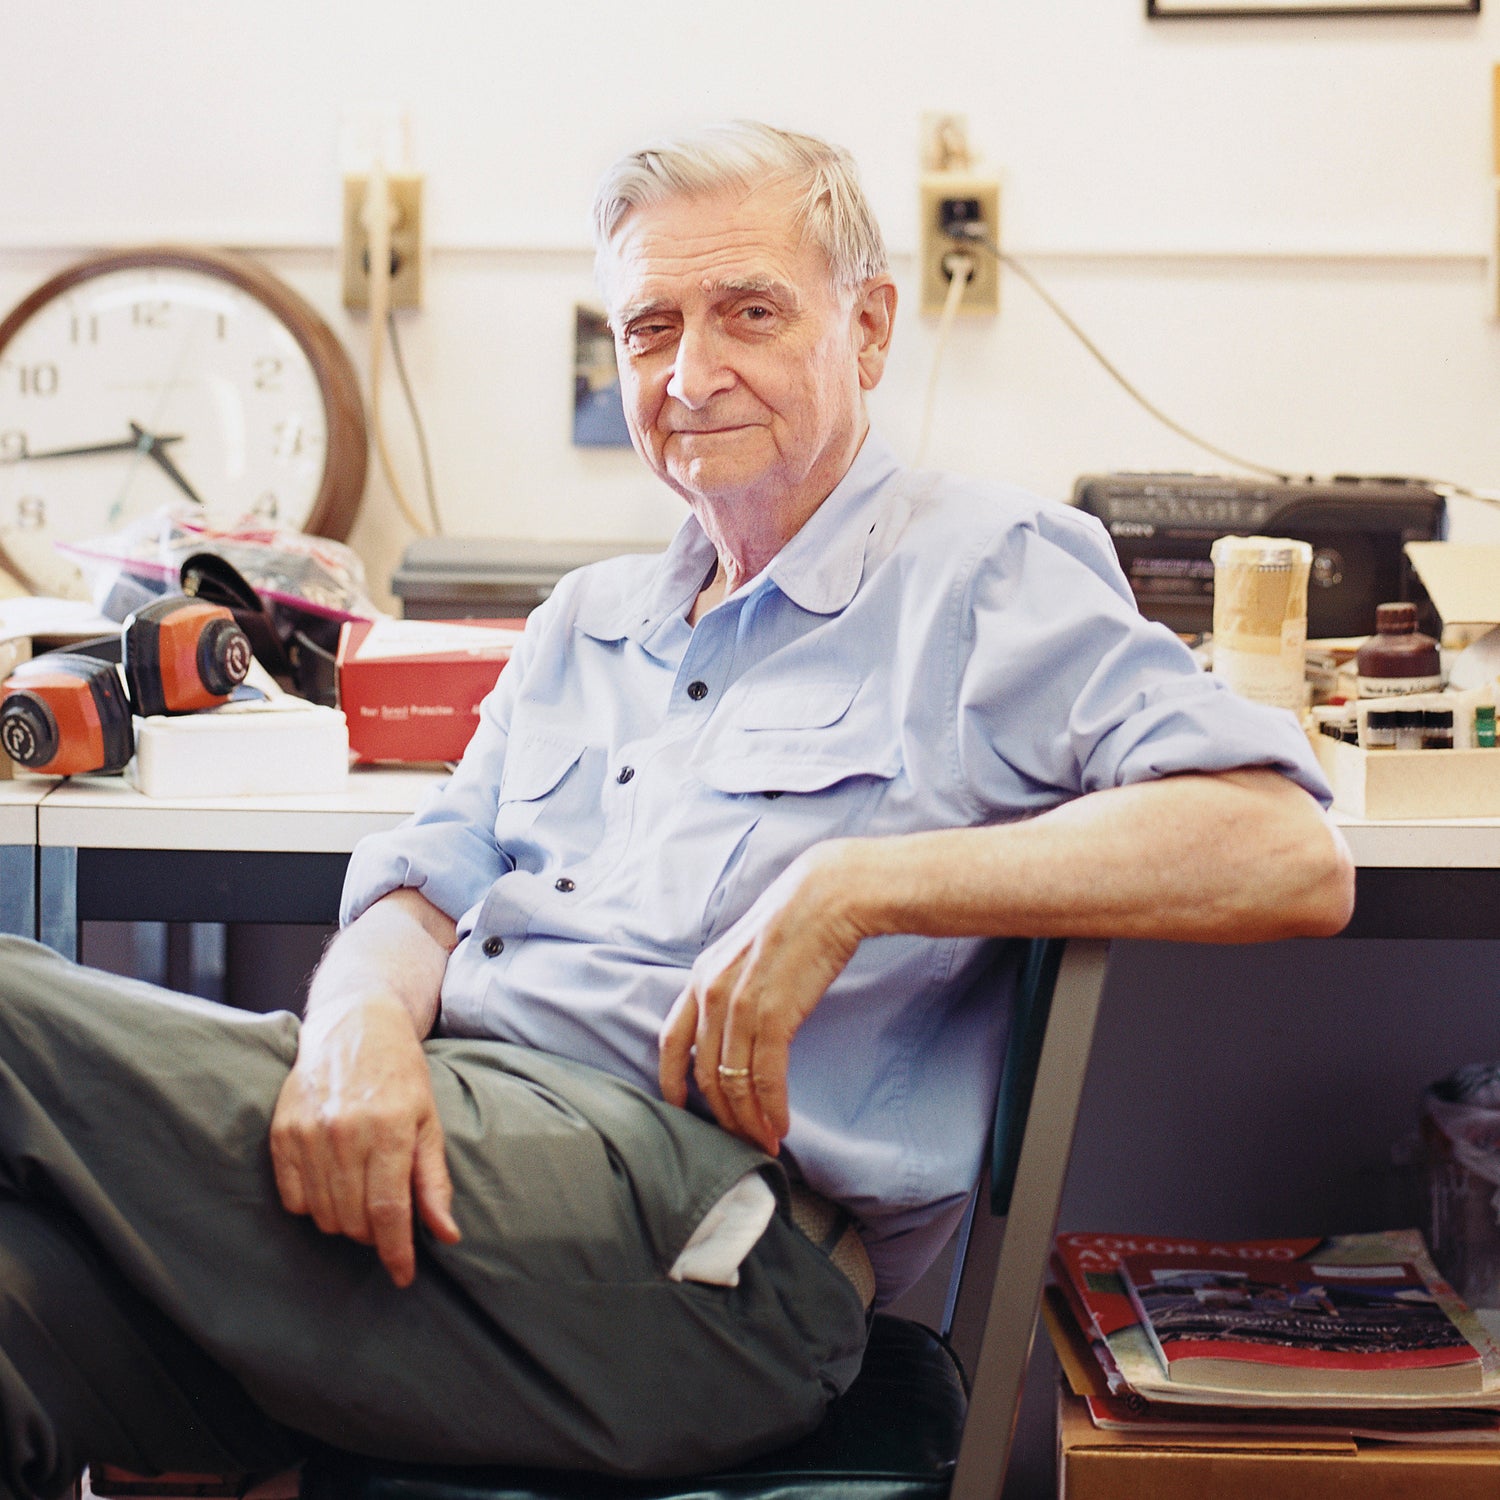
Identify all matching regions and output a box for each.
[38,845,78,959]
[951,939,1110,1500]
[0,845,35,938]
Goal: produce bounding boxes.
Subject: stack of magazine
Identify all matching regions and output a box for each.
[1046,1228,1500,1443]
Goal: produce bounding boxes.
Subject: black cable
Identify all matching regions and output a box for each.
[385,312,443,535]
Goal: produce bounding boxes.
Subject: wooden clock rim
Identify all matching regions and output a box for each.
[0,245,368,542]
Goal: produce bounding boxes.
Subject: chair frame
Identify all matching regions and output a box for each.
[943,937,1110,1499]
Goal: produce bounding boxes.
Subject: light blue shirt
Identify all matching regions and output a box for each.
[342,432,1330,1301]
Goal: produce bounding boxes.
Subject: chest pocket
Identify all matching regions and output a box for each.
[494,731,602,872]
[690,677,902,794]
[687,677,903,943]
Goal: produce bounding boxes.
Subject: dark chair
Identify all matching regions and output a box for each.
[298,937,1110,1500]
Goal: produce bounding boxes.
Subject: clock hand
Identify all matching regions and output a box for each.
[0,432,184,464]
[129,421,207,509]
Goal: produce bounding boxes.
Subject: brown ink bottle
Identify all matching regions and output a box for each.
[1355,602,1442,698]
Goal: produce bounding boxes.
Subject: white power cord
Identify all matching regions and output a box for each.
[945,223,1292,482]
[967,228,1500,508]
[363,164,433,536]
[916,252,974,467]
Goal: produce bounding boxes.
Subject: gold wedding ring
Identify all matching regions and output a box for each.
[717,1065,752,1080]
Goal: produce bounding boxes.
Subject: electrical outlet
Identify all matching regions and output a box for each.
[342,172,424,311]
[919,173,1000,317]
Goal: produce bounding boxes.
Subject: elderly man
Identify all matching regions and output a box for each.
[0,123,1351,1498]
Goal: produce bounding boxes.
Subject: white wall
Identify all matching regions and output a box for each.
[5,0,1500,609]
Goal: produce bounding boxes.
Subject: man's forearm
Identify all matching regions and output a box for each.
[304,887,458,1040]
[823,768,1355,947]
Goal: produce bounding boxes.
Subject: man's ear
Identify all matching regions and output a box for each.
[853,278,897,393]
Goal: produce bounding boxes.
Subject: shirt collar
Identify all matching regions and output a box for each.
[576,430,902,646]
[760,430,900,615]
[573,516,717,651]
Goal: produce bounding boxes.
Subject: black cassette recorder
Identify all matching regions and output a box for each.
[1072,474,1447,640]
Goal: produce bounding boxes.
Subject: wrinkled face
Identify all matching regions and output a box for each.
[602,179,870,524]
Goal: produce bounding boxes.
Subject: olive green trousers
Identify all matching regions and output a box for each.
[0,937,866,1500]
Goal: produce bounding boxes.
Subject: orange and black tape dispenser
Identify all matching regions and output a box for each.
[122,595,254,717]
[1,595,252,776]
[0,651,134,776]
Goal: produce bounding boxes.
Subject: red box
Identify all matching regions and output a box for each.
[336,618,524,763]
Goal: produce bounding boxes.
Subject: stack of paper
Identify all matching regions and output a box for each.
[1047,1228,1500,1445]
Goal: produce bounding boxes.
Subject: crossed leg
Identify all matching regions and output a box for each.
[0,938,866,1500]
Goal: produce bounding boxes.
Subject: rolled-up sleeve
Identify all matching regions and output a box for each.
[340,626,532,926]
[953,503,1332,812]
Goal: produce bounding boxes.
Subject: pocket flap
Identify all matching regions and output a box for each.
[500,732,585,802]
[693,678,902,795]
[732,677,862,731]
[696,745,902,795]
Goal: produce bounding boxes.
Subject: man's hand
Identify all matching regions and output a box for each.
[270,996,460,1286]
[659,843,867,1155]
[270,888,461,1287]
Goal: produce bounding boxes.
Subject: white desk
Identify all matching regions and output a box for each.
[1334,814,1500,940]
[34,766,445,959]
[18,778,1500,954]
[1337,814,1500,867]
[0,777,50,938]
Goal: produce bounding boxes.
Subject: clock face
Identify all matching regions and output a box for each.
[0,250,365,597]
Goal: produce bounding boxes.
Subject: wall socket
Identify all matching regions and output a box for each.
[919,172,1000,317]
[342,172,424,311]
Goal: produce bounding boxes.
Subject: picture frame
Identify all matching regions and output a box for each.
[1147,0,1477,15]
[572,305,632,449]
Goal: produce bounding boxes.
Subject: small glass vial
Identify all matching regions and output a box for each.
[1363,709,1399,750]
[1476,705,1497,748]
[1356,602,1442,697]
[1421,709,1454,750]
[1312,704,1358,743]
[1393,709,1425,751]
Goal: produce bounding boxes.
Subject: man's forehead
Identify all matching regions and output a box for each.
[603,189,827,319]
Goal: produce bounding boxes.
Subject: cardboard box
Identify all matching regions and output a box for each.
[1406,541,1500,691]
[126,699,349,798]
[337,618,524,764]
[1312,733,1500,820]
[1058,1386,1500,1500]
[1305,543,1500,819]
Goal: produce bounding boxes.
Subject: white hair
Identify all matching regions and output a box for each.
[592,121,889,294]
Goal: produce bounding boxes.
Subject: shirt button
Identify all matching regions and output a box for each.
[482,936,504,957]
[616,766,635,784]
[555,877,576,893]
[687,680,708,701]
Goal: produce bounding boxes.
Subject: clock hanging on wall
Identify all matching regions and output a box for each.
[0,245,367,595]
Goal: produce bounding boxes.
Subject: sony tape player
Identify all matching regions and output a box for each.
[1072,473,1447,639]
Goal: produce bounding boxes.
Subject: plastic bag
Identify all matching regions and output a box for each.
[59,503,383,625]
[1421,1063,1500,1311]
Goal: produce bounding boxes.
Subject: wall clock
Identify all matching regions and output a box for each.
[0,246,367,595]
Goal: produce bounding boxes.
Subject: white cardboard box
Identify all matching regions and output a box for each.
[1312,733,1500,820]
[127,699,349,798]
